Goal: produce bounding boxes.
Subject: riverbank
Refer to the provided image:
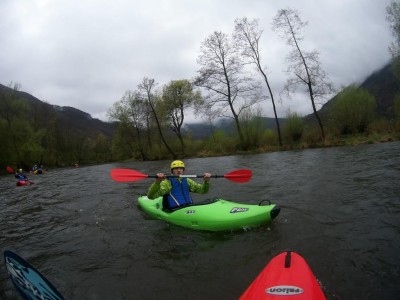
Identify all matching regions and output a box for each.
[283,131,399,151]
[194,131,400,158]
[2,132,398,175]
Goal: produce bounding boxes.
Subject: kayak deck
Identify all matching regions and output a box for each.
[240,251,326,300]
[137,196,280,231]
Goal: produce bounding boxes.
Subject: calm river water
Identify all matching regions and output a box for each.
[0,141,399,299]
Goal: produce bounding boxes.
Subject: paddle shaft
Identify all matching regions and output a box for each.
[148,175,220,179]
[110,168,252,183]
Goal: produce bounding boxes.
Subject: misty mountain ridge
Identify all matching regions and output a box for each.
[53,104,93,119]
[1,60,398,140]
[0,83,116,139]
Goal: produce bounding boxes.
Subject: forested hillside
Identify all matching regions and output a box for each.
[0,84,116,138]
[1,60,399,171]
[315,62,399,118]
[360,63,400,117]
[0,83,116,171]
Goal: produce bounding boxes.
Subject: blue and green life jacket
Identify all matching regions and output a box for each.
[165,177,193,209]
[15,173,27,180]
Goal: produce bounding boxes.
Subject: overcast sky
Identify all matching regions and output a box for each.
[0,0,395,122]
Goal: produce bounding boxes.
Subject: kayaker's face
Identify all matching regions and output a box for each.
[172,167,184,175]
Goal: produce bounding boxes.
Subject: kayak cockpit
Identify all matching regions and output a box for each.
[138,196,280,231]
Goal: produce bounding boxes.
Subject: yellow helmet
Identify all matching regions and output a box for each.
[19,169,23,172]
[170,160,185,170]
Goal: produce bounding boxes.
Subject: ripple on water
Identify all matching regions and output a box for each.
[0,142,399,299]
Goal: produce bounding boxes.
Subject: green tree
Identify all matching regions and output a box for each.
[240,107,264,149]
[393,94,400,132]
[93,133,112,162]
[161,80,201,156]
[330,85,376,134]
[283,111,304,142]
[138,77,176,159]
[0,83,31,168]
[52,120,71,166]
[111,121,136,161]
[395,94,400,119]
[108,90,149,160]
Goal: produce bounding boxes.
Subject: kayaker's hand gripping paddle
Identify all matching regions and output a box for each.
[110,169,252,183]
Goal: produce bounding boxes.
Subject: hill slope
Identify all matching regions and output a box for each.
[360,62,400,117]
[305,61,399,124]
[0,83,116,139]
[1,60,398,141]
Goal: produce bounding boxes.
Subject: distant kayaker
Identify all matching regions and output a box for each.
[15,169,28,181]
[147,160,211,210]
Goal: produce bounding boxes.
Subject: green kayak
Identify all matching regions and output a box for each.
[137,196,280,231]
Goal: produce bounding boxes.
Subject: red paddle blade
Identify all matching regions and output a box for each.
[110,169,149,182]
[6,166,14,173]
[110,168,252,183]
[224,169,252,183]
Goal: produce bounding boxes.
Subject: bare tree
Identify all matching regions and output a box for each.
[108,90,149,160]
[272,8,335,141]
[386,1,400,79]
[126,91,149,159]
[194,31,265,148]
[138,77,176,158]
[234,17,282,146]
[387,1,400,57]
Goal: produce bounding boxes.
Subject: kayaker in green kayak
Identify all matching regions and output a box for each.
[147,160,211,211]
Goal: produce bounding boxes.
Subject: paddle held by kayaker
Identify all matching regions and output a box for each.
[147,160,211,210]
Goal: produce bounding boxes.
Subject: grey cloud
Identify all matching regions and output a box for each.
[0,0,394,121]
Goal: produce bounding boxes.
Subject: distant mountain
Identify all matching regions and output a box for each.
[0,83,116,139]
[184,117,284,139]
[188,61,400,137]
[51,105,116,139]
[360,62,400,117]
[1,60,398,141]
[315,61,399,120]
